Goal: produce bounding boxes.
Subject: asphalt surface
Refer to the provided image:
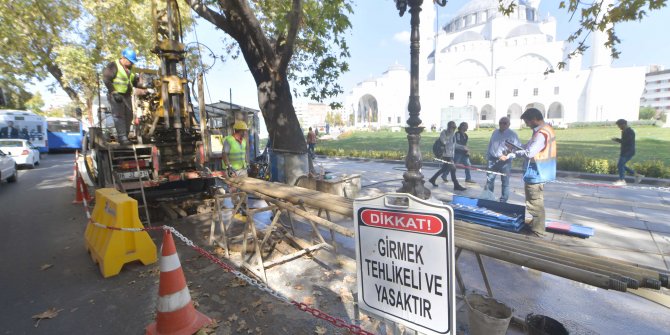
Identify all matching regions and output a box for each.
[0,153,157,334]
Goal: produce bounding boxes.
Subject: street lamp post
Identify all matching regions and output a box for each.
[395,0,447,199]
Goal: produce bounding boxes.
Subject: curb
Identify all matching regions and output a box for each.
[318,155,670,187]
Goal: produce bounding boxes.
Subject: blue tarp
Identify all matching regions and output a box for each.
[451,196,526,232]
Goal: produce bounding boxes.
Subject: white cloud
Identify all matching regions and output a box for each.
[393,31,410,44]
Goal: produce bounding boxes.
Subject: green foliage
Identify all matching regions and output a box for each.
[0,0,192,121]
[24,93,45,114]
[317,126,670,178]
[639,106,657,120]
[632,160,670,179]
[325,111,345,127]
[567,120,656,128]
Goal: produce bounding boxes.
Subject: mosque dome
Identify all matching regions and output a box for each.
[445,0,533,33]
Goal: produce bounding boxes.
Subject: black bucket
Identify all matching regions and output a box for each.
[526,314,569,335]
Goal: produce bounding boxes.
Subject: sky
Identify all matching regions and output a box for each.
[38,0,670,111]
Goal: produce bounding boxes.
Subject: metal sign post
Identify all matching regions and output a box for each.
[354,193,455,335]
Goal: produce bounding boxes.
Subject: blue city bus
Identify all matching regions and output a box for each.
[47,117,83,152]
[0,109,48,153]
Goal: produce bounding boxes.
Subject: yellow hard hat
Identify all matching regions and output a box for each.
[233,120,248,131]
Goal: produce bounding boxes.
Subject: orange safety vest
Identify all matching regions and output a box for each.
[523,124,556,184]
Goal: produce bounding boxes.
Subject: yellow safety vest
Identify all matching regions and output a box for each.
[112,59,136,94]
[224,135,247,170]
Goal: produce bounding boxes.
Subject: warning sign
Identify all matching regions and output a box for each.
[355,194,455,335]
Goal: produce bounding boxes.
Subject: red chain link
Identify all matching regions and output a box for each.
[293,302,375,335]
[88,221,374,334]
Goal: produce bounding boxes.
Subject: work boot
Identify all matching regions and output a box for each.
[428,178,438,187]
[117,135,131,146]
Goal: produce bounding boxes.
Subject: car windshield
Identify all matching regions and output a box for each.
[0,140,23,147]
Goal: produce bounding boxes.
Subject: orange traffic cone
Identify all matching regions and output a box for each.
[146,230,212,335]
[73,165,93,204]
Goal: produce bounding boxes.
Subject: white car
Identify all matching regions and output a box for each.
[0,139,41,168]
[0,149,17,183]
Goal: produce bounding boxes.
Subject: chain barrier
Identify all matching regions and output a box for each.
[86,219,373,334]
[549,179,670,193]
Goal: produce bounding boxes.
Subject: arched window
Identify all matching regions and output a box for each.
[547,102,564,119]
[480,104,495,120]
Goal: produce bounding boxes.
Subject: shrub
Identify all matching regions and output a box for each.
[639,106,656,120]
[585,159,611,175]
[632,160,670,179]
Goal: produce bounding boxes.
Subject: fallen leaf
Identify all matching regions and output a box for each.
[40,264,53,271]
[128,280,136,285]
[313,291,323,296]
[343,275,356,283]
[228,314,238,322]
[251,299,263,308]
[70,308,78,313]
[32,308,63,327]
[302,296,314,305]
[315,326,327,334]
[236,319,248,332]
[293,285,304,290]
[240,307,248,313]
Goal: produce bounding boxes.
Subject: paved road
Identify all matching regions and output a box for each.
[0,154,156,334]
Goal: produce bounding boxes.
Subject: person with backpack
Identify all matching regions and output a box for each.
[428,121,467,191]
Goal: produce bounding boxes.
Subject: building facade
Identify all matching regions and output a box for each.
[345,0,646,129]
[641,68,670,114]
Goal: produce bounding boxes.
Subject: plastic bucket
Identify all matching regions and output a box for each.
[466,293,512,335]
[526,314,569,335]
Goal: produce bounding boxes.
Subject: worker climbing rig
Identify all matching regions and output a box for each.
[81,0,218,223]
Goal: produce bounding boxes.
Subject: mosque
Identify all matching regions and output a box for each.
[345,0,646,129]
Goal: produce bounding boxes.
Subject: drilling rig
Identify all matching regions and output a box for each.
[82,0,220,223]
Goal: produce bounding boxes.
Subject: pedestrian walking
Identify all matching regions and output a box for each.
[428,121,467,191]
[484,117,521,202]
[453,122,476,184]
[611,119,643,185]
[500,108,556,234]
[307,127,317,159]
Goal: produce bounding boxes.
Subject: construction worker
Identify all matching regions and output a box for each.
[222,120,249,221]
[222,120,249,177]
[500,108,556,234]
[102,47,151,145]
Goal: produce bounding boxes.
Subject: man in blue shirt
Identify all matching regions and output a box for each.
[484,117,520,202]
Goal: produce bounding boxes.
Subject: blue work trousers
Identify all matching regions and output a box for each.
[485,158,512,202]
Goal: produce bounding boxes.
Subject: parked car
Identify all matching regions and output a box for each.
[0,149,17,183]
[0,139,41,168]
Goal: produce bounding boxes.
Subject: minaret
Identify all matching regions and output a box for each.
[582,0,613,121]
[419,1,437,81]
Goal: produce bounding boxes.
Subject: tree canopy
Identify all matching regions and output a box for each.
[184,0,353,152]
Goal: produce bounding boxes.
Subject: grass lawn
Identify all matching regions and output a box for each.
[317,126,670,176]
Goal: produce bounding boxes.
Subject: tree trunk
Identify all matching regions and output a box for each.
[255,75,306,154]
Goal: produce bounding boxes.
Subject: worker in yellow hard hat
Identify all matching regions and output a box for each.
[222,119,249,221]
[222,120,249,177]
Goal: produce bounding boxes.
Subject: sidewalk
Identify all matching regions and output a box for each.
[313,156,670,334]
[319,156,670,272]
